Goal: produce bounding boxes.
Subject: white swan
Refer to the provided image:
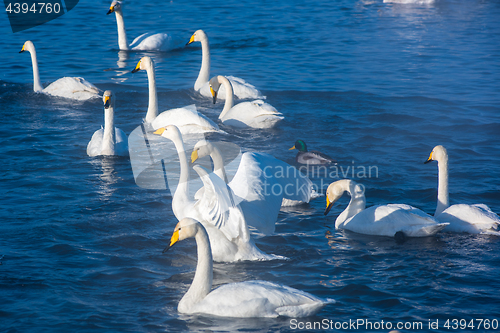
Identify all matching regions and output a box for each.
[324,179,448,238]
[154,125,280,262]
[191,140,315,234]
[20,41,100,101]
[131,57,222,134]
[107,1,180,52]
[425,145,500,234]
[186,30,265,100]
[165,217,333,317]
[87,90,128,157]
[209,75,283,129]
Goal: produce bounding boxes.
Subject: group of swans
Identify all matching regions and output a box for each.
[322,145,499,238]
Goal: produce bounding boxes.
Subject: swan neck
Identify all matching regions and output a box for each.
[102,107,116,155]
[179,225,213,310]
[194,39,210,91]
[145,64,158,123]
[29,49,43,92]
[336,183,366,228]
[218,77,234,120]
[171,134,190,218]
[210,146,228,183]
[435,155,449,216]
[114,10,130,50]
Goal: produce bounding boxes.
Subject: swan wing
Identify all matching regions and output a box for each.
[152,104,222,134]
[193,165,246,241]
[229,152,312,235]
[226,75,266,99]
[343,204,447,237]
[223,101,284,129]
[130,32,182,51]
[115,127,129,156]
[190,280,331,318]
[44,77,100,100]
[87,128,104,157]
[437,204,500,234]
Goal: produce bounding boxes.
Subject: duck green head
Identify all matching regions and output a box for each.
[289,140,308,152]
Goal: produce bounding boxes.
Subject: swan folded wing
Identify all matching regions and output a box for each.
[194,281,327,318]
[226,75,265,99]
[193,165,244,241]
[438,204,500,234]
[44,77,100,100]
[130,32,175,51]
[230,153,311,234]
[151,105,222,134]
[86,128,104,157]
[115,128,129,156]
[343,204,446,237]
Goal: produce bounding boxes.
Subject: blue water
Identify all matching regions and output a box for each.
[1,0,500,332]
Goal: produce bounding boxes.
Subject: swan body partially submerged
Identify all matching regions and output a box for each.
[87,90,128,157]
[324,179,448,238]
[20,41,100,100]
[186,30,265,100]
[209,75,283,129]
[165,217,334,317]
[425,145,500,234]
[131,57,222,134]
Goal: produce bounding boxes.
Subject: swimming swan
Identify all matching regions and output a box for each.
[107,1,180,51]
[324,179,448,238]
[425,145,500,234]
[164,217,333,317]
[154,125,280,262]
[209,75,283,129]
[87,90,128,157]
[186,30,264,100]
[131,57,222,134]
[289,140,336,165]
[20,41,100,101]
[191,140,314,234]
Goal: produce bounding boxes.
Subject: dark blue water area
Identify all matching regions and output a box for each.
[1,0,500,332]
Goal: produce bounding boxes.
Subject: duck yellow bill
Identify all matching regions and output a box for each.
[289,145,296,150]
[191,150,199,163]
[424,151,433,164]
[324,196,334,216]
[131,61,141,73]
[154,128,165,135]
[163,230,179,253]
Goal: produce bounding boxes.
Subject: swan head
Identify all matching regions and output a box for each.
[107,1,122,15]
[163,218,200,253]
[20,40,35,54]
[208,75,224,104]
[131,56,153,73]
[289,140,308,152]
[191,140,213,163]
[324,179,364,215]
[425,145,448,164]
[186,29,208,45]
[103,90,114,110]
[153,125,183,141]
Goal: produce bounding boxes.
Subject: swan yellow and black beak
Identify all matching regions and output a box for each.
[163,229,180,253]
[210,86,217,104]
[104,95,111,109]
[289,145,296,150]
[107,5,115,15]
[324,196,334,216]
[186,34,195,46]
[424,151,433,164]
[19,44,26,53]
[191,149,199,163]
[153,128,166,135]
[131,60,141,73]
